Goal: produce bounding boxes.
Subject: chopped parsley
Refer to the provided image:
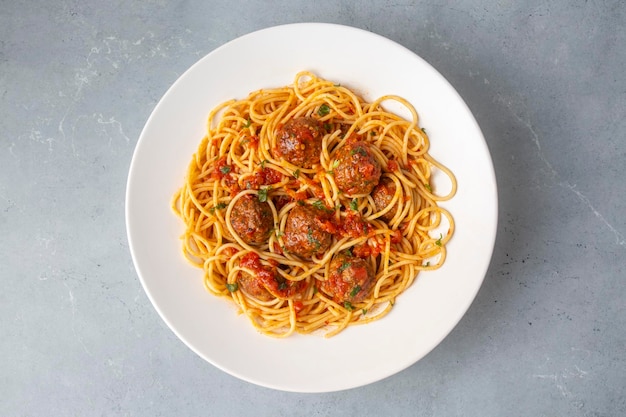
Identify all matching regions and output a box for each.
[435,233,443,247]
[243,118,251,128]
[350,146,368,157]
[226,283,238,292]
[421,127,427,134]
[350,198,358,211]
[324,123,332,132]
[362,308,368,315]
[259,159,269,169]
[344,301,354,311]
[219,165,231,174]
[424,183,432,192]
[312,200,326,210]
[317,104,330,116]
[306,228,321,250]
[293,169,300,179]
[338,261,351,273]
[326,159,340,174]
[209,202,228,214]
[349,285,361,297]
[258,187,270,203]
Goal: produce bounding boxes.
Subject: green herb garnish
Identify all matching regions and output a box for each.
[318,104,330,116]
[209,202,228,214]
[424,183,432,192]
[258,187,270,203]
[226,283,238,292]
[435,233,443,247]
[362,308,368,315]
[338,261,351,273]
[293,169,300,179]
[306,229,321,250]
[243,119,251,128]
[344,301,353,311]
[350,198,358,211]
[350,146,368,157]
[349,285,361,297]
[312,200,326,210]
[219,165,231,174]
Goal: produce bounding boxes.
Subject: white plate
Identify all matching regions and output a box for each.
[126,23,497,393]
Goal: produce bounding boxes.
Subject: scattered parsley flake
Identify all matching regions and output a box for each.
[435,233,443,247]
[258,187,270,202]
[424,183,432,192]
[293,169,300,179]
[226,283,238,292]
[350,198,358,211]
[338,261,351,273]
[351,146,368,157]
[349,285,361,297]
[318,104,330,116]
[209,202,228,214]
[312,200,326,210]
[219,165,231,174]
[344,301,353,311]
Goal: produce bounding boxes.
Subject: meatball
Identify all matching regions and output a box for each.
[320,252,376,304]
[283,204,332,258]
[371,178,398,222]
[237,271,272,301]
[276,117,324,168]
[230,194,273,245]
[333,141,382,195]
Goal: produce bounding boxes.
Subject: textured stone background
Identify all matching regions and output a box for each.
[1,1,624,416]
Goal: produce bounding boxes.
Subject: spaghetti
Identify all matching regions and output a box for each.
[172,72,456,337]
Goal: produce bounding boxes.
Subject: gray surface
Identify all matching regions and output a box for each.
[2,1,625,416]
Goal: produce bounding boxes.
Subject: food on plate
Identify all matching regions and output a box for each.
[172,72,456,337]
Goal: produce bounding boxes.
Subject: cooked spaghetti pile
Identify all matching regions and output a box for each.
[173,72,456,337]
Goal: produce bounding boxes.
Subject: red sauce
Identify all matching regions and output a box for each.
[390,229,403,244]
[239,252,305,298]
[212,156,232,180]
[247,167,285,189]
[352,243,383,258]
[387,159,399,172]
[338,212,374,239]
[249,135,259,150]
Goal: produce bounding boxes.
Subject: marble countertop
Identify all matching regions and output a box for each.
[2,1,624,416]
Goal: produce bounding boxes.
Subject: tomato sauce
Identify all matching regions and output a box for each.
[239,252,305,298]
[387,159,399,172]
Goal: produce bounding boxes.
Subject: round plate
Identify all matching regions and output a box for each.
[126,23,497,393]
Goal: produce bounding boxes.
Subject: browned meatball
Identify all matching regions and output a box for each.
[319,252,376,304]
[237,271,272,301]
[333,141,382,195]
[230,194,273,245]
[275,117,324,168]
[371,178,398,222]
[282,204,332,258]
